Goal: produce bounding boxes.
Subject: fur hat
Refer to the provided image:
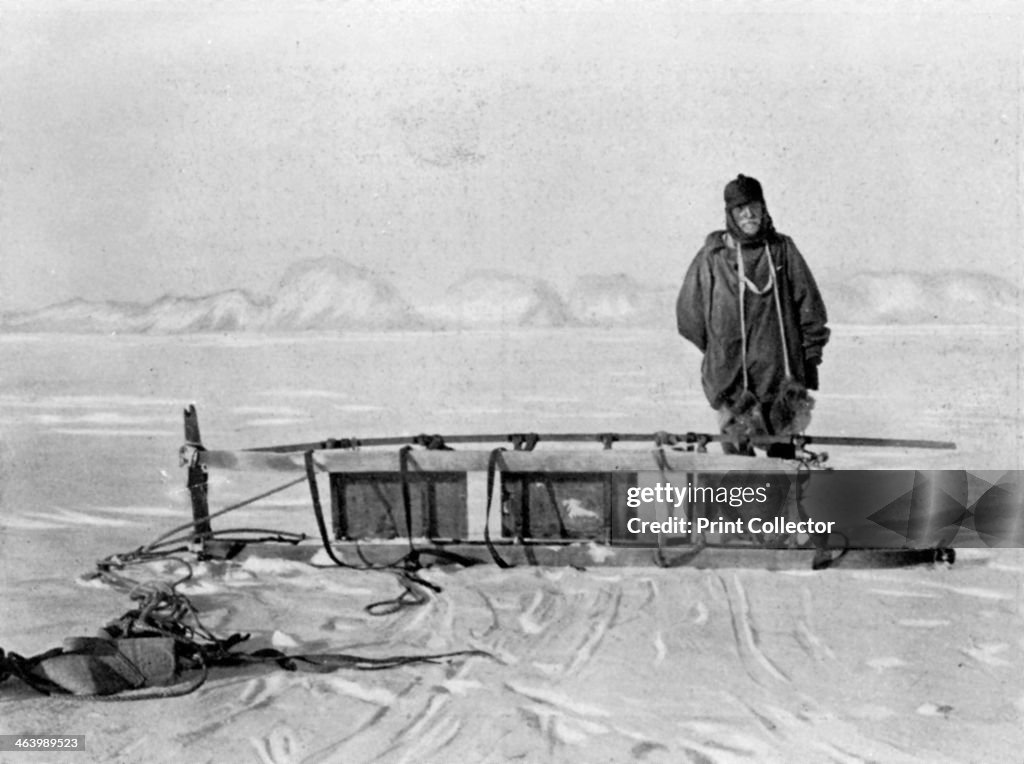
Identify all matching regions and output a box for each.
[724,174,765,210]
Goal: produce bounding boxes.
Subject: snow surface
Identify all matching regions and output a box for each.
[0,326,1021,763]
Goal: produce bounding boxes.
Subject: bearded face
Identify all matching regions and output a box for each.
[731,201,764,237]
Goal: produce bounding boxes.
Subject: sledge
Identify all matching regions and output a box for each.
[0,411,966,702]
[178,406,961,570]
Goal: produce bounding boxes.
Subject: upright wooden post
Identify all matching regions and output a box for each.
[183,404,212,538]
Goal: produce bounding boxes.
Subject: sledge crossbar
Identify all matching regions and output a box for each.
[243,432,956,453]
[197,448,790,474]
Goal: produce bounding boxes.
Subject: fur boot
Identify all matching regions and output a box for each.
[721,389,768,452]
[769,377,815,435]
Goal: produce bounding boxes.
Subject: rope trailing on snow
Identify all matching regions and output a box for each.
[142,475,310,553]
[302,449,481,616]
[0,463,493,701]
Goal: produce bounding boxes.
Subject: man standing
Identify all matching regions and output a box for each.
[676,174,829,457]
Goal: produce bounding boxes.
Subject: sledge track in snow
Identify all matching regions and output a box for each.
[4,556,1022,763]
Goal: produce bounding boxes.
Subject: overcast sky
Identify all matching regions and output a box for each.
[2,0,1020,311]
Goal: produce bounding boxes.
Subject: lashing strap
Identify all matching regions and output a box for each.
[484,448,512,568]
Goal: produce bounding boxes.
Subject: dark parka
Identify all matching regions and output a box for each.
[676,230,830,411]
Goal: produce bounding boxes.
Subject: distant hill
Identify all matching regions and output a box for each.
[420,270,571,329]
[0,261,422,333]
[1,260,1018,333]
[0,292,267,333]
[824,269,1021,326]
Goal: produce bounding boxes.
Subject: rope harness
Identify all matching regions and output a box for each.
[0,459,493,701]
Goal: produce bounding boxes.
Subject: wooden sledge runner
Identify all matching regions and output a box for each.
[180,405,959,569]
